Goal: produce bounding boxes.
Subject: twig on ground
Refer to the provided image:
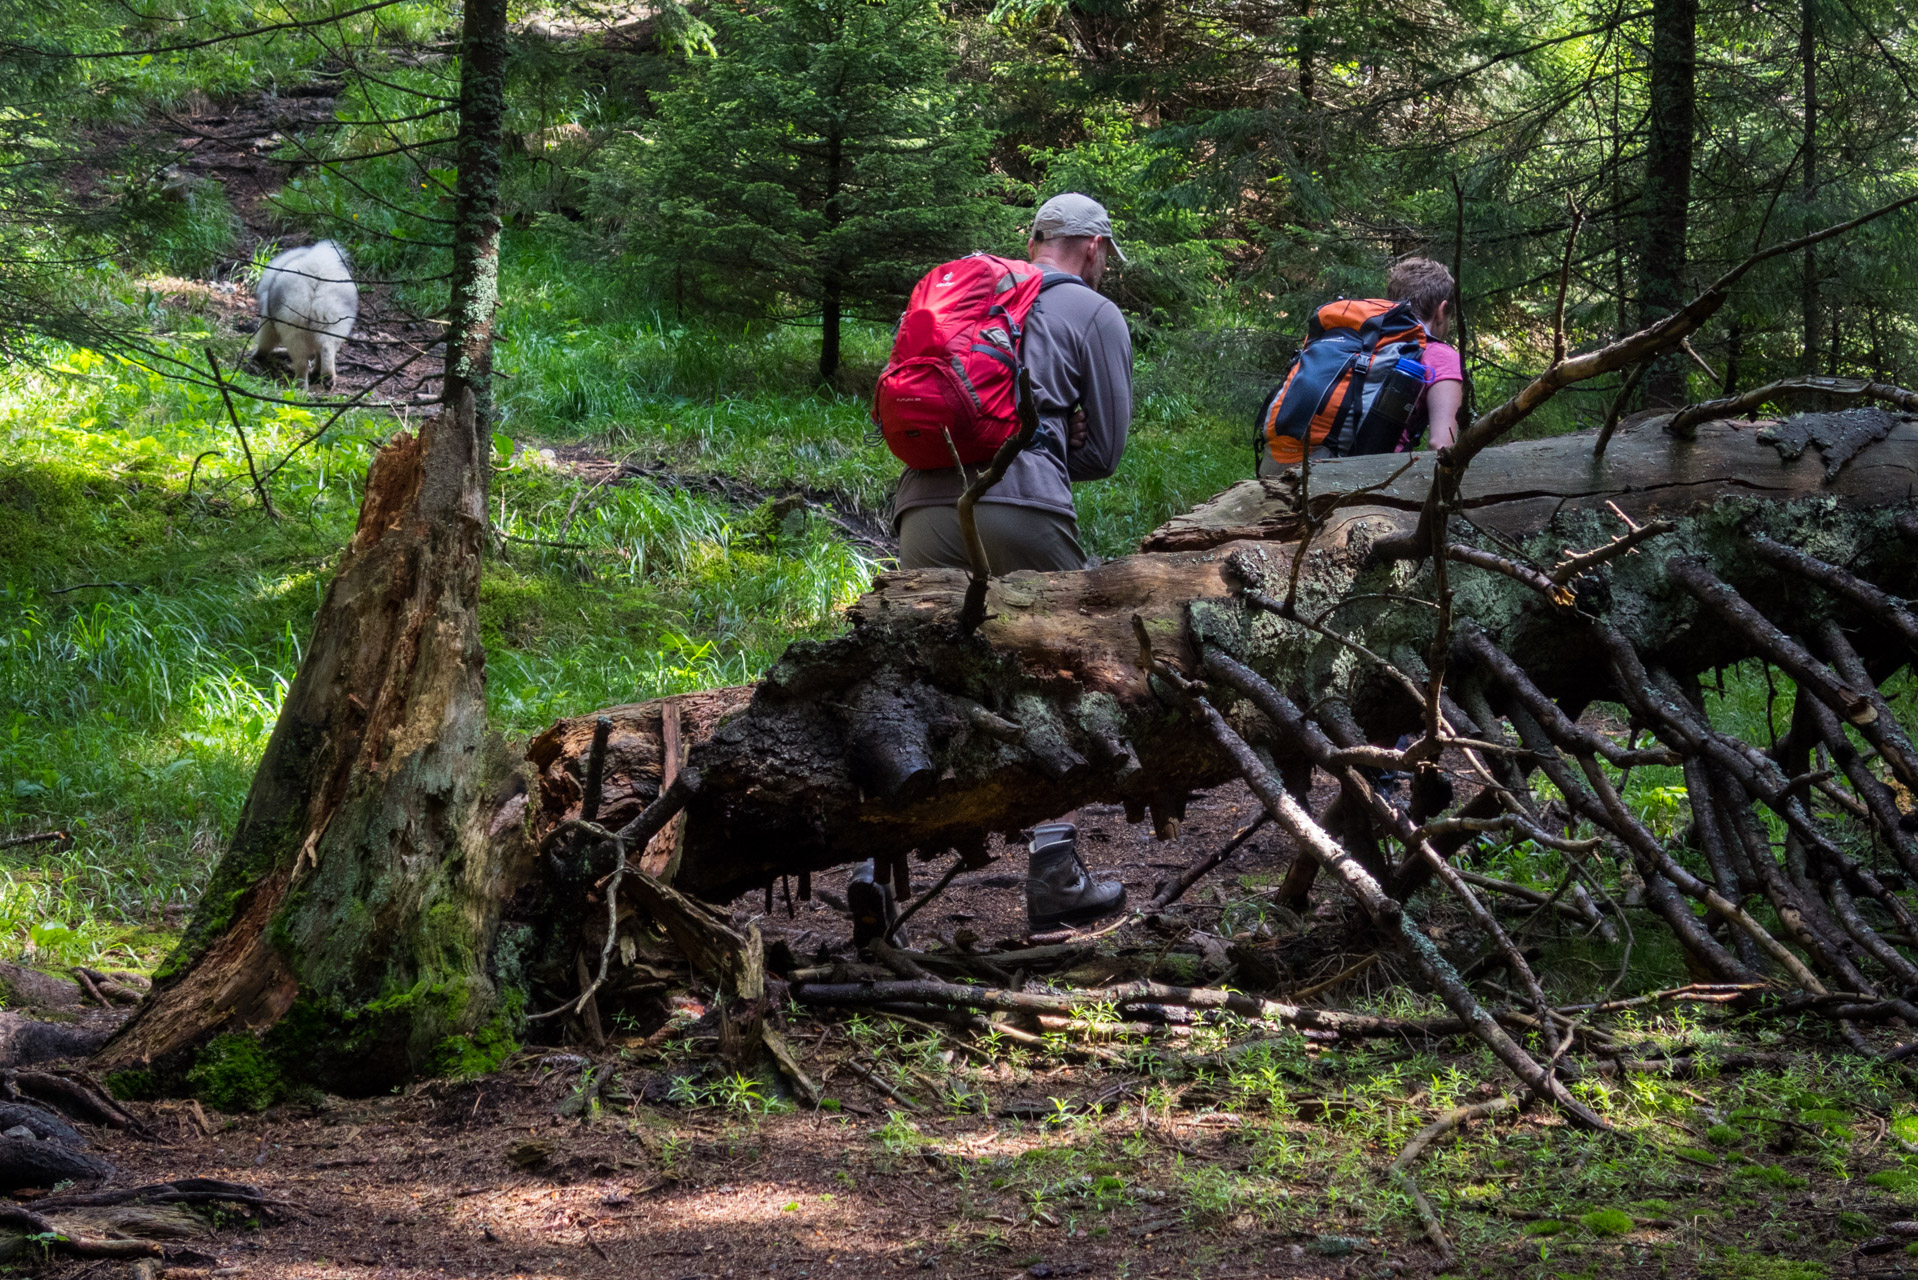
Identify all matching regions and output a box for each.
[1385,1094,1517,1268]
[1150,813,1272,910]
[885,856,965,944]
[844,1059,923,1112]
[0,831,71,851]
[1391,1094,1520,1176]
[1399,1174,1456,1268]
[1291,954,1380,1001]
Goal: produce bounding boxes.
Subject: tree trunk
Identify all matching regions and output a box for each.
[511,411,1918,1084]
[525,416,1918,906]
[1639,0,1697,407]
[1802,0,1820,377]
[96,0,526,1094]
[820,277,842,387]
[1297,0,1315,109]
[817,132,845,386]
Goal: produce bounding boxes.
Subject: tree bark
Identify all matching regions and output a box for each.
[97,0,524,1093]
[820,275,842,386]
[524,416,1918,906]
[1801,0,1820,378]
[1639,0,1696,407]
[818,132,846,385]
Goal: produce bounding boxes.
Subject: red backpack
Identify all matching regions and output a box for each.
[874,254,1065,470]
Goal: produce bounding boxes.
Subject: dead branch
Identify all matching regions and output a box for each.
[204,347,277,521]
[1667,557,1878,726]
[1667,375,1918,437]
[956,368,1044,633]
[1150,813,1273,910]
[1592,360,1650,457]
[795,975,1436,1038]
[1388,1094,1518,1268]
[1446,544,1573,607]
[1549,505,1674,583]
[1460,188,1918,464]
[884,855,966,944]
[0,831,70,851]
[1391,1094,1521,1176]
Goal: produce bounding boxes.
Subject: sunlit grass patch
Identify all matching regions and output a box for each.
[0,323,886,955]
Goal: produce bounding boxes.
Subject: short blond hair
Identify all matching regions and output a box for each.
[1386,257,1456,323]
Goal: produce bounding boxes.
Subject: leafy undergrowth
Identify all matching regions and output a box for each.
[753,1014,1918,1274]
[0,305,877,964]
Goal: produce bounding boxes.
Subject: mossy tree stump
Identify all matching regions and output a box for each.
[96,0,527,1096]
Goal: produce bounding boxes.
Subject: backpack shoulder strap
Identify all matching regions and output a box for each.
[1035,267,1088,293]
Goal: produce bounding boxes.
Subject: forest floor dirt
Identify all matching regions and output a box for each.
[29,779,1918,1280]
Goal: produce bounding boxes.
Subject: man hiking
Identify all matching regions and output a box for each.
[853,193,1136,942]
[888,192,1135,573]
[1256,256,1465,473]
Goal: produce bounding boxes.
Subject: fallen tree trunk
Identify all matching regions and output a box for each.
[515,410,1918,1092]
[529,413,1918,903]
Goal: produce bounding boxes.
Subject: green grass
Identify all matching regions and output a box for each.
[489,234,1256,556]
[828,1005,1916,1265]
[0,286,886,961]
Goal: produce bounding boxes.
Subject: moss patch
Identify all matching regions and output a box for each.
[1578,1208,1634,1237]
[187,1033,285,1112]
[104,1067,164,1101]
[1706,1248,1827,1280]
[1737,1163,1809,1189]
[429,1016,518,1078]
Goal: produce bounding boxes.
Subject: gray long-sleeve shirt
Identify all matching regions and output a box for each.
[890,267,1133,528]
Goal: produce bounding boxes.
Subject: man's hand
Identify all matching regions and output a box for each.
[1067,406,1089,450]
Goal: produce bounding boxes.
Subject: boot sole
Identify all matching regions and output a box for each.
[1029,888,1127,931]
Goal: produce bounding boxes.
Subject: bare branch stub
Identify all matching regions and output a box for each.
[956,367,1044,634]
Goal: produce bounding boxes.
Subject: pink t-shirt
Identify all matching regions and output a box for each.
[1391,340,1462,453]
[1421,340,1463,387]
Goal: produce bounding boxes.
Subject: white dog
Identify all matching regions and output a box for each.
[250,240,358,392]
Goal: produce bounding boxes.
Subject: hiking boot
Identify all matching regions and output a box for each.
[846,860,896,946]
[1026,823,1126,930]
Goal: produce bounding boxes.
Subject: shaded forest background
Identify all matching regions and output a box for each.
[0,0,1915,968]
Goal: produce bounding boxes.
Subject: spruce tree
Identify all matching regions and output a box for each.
[636,0,996,383]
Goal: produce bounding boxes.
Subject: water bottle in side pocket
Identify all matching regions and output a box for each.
[1351,357,1427,455]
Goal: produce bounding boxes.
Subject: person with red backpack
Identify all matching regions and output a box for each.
[879,192,1135,576]
[1255,257,1464,474]
[857,193,1134,940]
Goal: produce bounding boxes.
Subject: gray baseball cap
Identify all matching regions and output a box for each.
[1030,192,1128,263]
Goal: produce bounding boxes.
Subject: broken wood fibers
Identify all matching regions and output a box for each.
[639,698,686,880]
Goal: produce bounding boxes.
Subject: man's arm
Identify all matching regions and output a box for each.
[1066,301,1132,482]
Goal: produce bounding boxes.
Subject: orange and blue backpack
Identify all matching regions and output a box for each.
[1256,298,1431,467]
